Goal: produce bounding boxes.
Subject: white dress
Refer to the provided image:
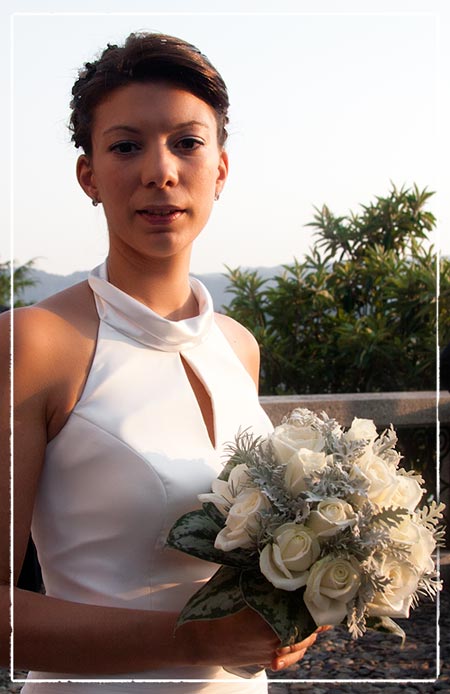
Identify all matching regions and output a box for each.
[22,262,273,693]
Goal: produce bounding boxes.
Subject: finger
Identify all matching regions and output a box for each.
[276,632,317,656]
[270,648,307,672]
[315,624,333,633]
[275,637,315,656]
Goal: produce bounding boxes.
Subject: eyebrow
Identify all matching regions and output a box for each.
[102,121,210,137]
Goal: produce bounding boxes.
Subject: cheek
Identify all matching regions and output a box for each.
[194,165,219,193]
[94,161,135,195]
[190,174,216,220]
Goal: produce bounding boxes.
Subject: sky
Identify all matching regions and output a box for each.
[3,0,450,277]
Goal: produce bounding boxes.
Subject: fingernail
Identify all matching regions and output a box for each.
[277,660,285,670]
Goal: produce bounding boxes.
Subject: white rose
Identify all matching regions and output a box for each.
[351,449,399,509]
[389,473,423,512]
[214,488,270,551]
[390,517,436,573]
[304,555,361,626]
[198,464,251,515]
[345,417,378,443]
[259,523,320,591]
[284,449,328,495]
[270,420,325,465]
[367,553,419,618]
[307,498,357,538]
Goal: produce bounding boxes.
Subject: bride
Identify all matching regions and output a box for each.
[0,32,322,693]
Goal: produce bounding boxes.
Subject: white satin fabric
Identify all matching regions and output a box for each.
[23,262,273,693]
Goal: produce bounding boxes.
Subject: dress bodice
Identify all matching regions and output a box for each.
[24,262,273,693]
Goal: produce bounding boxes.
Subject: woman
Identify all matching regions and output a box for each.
[0,33,321,692]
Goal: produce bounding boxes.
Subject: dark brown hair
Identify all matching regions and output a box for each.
[69,32,229,155]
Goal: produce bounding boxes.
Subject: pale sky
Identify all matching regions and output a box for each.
[3,0,449,276]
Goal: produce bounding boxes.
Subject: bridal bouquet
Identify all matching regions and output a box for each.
[167,409,445,646]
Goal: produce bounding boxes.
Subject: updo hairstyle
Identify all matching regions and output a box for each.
[69,32,229,156]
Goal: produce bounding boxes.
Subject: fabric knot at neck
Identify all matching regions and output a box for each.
[88,261,214,352]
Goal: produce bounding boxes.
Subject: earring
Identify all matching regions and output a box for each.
[92,197,99,207]
[214,192,220,202]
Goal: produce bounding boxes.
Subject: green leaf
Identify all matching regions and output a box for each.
[166,509,254,568]
[201,501,226,528]
[176,565,246,627]
[240,569,317,647]
[224,183,437,395]
[366,616,406,647]
[218,457,238,481]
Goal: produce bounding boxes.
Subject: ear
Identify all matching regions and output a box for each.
[76,155,100,203]
[215,149,229,199]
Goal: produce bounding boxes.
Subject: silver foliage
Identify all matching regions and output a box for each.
[176,408,446,644]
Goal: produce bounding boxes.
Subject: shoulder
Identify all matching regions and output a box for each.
[214,312,260,387]
[13,281,97,361]
[12,281,99,437]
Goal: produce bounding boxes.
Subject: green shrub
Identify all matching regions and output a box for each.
[225,184,449,395]
[0,260,36,309]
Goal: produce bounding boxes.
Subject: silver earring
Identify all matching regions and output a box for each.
[92,197,99,207]
[214,192,220,202]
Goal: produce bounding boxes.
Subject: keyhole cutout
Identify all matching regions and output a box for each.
[180,356,216,449]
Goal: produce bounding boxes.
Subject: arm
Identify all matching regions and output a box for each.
[2,305,286,674]
[0,311,12,658]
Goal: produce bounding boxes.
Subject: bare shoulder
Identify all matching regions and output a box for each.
[214,312,260,387]
[37,279,97,324]
[13,281,99,439]
[13,281,97,367]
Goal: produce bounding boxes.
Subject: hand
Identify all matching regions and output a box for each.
[270,625,333,672]
[180,607,280,669]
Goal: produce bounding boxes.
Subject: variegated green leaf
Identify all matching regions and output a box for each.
[218,456,238,481]
[166,509,254,567]
[240,569,317,647]
[366,615,406,647]
[202,501,226,528]
[176,565,246,627]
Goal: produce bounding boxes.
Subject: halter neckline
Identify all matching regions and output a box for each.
[88,261,214,352]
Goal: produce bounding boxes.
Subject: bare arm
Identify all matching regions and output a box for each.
[2,303,288,675]
[14,589,321,673]
[0,311,12,657]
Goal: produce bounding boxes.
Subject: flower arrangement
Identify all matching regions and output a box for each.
[167,409,445,647]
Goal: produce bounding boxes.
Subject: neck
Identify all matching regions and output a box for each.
[106,250,198,320]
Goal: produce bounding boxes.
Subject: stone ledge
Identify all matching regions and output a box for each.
[260,391,450,427]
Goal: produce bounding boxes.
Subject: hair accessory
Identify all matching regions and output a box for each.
[92,198,99,207]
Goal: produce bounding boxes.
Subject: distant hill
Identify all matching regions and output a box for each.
[21,265,283,311]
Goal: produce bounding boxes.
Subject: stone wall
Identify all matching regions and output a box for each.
[259,390,449,428]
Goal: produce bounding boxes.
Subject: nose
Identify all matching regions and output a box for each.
[140,143,178,189]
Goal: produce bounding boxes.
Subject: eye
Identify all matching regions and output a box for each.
[175,137,204,151]
[110,141,140,154]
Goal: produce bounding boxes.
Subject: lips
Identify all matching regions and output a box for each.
[137,205,185,226]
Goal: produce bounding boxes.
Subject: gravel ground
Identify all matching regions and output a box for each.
[268,590,450,694]
[2,592,448,693]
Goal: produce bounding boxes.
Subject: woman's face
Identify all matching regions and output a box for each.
[77,81,228,266]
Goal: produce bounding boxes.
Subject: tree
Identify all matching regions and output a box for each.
[0,259,36,310]
[224,184,448,395]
